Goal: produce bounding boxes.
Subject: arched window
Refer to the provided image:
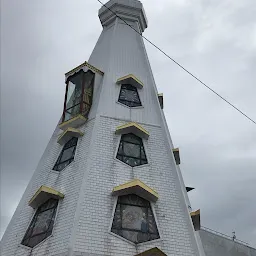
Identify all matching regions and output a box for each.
[116,133,147,167]
[111,194,159,244]
[53,137,78,171]
[21,199,58,248]
[118,84,142,107]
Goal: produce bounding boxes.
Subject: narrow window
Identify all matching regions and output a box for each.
[21,199,58,248]
[111,194,160,244]
[118,84,142,107]
[116,133,147,167]
[53,137,78,171]
[63,70,94,122]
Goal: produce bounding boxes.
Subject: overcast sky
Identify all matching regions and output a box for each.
[1,0,256,248]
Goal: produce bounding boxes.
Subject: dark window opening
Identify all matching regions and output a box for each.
[62,70,94,122]
[118,84,142,107]
[21,199,58,248]
[116,133,147,167]
[111,194,160,244]
[53,137,78,171]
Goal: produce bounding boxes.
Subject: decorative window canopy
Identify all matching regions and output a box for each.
[117,74,143,89]
[173,148,180,165]
[65,61,104,79]
[135,247,167,256]
[59,114,87,131]
[190,209,201,231]
[158,93,163,109]
[115,122,149,140]
[57,127,83,145]
[28,186,64,209]
[186,187,195,192]
[112,179,158,202]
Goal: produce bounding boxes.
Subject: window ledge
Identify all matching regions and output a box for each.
[20,234,53,250]
[114,157,150,169]
[57,128,83,145]
[116,101,144,109]
[28,186,64,209]
[109,231,135,246]
[112,179,158,202]
[58,114,87,131]
[109,231,162,247]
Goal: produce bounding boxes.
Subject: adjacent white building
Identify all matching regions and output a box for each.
[1,1,255,256]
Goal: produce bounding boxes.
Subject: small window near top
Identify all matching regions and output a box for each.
[111,194,160,244]
[118,84,142,107]
[21,199,58,248]
[116,133,147,167]
[53,137,78,171]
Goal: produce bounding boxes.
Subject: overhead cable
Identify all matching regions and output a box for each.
[96,0,256,126]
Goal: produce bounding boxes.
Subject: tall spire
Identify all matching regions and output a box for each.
[1,1,205,256]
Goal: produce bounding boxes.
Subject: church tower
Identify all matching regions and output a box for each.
[1,1,205,255]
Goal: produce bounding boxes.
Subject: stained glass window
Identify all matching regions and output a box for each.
[111,194,160,244]
[116,133,147,167]
[53,137,78,171]
[21,199,58,248]
[118,84,142,107]
[63,70,94,122]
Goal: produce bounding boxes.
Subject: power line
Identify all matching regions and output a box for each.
[96,0,256,126]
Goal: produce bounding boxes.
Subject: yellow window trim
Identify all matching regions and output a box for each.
[115,122,149,139]
[57,127,84,145]
[116,74,144,88]
[58,114,87,130]
[190,209,200,216]
[112,179,158,202]
[29,186,64,209]
[135,247,167,256]
[158,93,163,96]
[65,61,104,76]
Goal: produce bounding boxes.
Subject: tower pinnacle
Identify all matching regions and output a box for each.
[98,0,148,32]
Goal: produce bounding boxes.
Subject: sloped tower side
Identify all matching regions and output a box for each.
[1,0,203,255]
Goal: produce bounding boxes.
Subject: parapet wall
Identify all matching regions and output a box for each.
[199,229,256,256]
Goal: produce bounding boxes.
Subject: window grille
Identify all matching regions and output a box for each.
[21,199,58,248]
[118,84,142,107]
[53,137,78,171]
[111,194,159,243]
[116,133,147,167]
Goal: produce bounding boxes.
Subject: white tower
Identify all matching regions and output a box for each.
[1,1,205,255]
